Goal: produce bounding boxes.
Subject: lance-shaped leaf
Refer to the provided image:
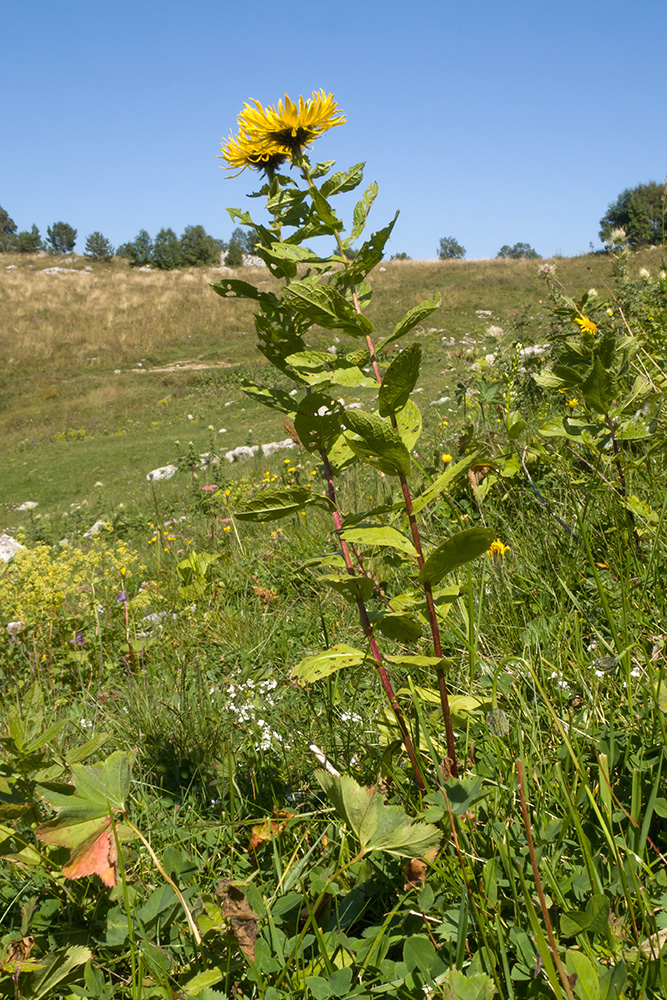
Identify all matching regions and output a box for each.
[283,278,371,336]
[210,277,279,307]
[294,394,344,454]
[19,945,92,1000]
[320,162,365,198]
[419,527,496,586]
[351,182,378,240]
[345,214,399,282]
[320,573,374,603]
[395,399,422,450]
[236,485,328,522]
[412,453,485,515]
[240,382,297,416]
[339,525,418,558]
[342,410,411,477]
[378,345,422,417]
[316,771,441,858]
[292,644,367,684]
[367,610,423,642]
[36,751,132,886]
[376,292,441,352]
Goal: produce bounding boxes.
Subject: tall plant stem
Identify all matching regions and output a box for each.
[364,331,459,776]
[321,450,426,791]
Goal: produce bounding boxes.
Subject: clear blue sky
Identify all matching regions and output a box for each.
[2,0,666,260]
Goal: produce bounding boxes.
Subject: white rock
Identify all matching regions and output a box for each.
[138,266,152,272]
[83,519,108,537]
[224,445,259,462]
[114,369,121,374]
[16,501,38,511]
[5,265,17,270]
[218,428,227,434]
[476,310,493,317]
[326,345,338,355]
[519,344,549,359]
[0,535,23,562]
[441,336,456,347]
[146,464,178,481]
[261,439,295,457]
[430,396,451,406]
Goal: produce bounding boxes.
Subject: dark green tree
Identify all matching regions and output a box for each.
[121,230,154,267]
[152,228,183,270]
[0,205,17,251]
[437,236,466,259]
[84,231,114,261]
[496,242,540,259]
[599,181,666,247]
[390,252,412,260]
[46,221,77,254]
[179,225,221,267]
[16,224,43,253]
[225,239,244,267]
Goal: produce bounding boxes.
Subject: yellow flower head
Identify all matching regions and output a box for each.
[441,453,452,464]
[220,91,345,173]
[488,539,511,561]
[574,316,597,335]
[566,397,578,409]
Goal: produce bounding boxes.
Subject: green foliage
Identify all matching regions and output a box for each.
[15,224,43,253]
[180,224,222,267]
[46,220,77,254]
[437,235,466,259]
[0,204,17,251]
[599,179,667,247]
[120,228,153,266]
[152,227,183,269]
[84,231,114,262]
[496,241,540,259]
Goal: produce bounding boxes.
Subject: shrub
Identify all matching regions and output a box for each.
[496,241,540,259]
[46,221,77,254]
[84,231,114,262]
[437,236,466,259]
[599,180,667,247]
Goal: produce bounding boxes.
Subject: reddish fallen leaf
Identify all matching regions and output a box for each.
[248,809,295,854]
[404,857,428,891]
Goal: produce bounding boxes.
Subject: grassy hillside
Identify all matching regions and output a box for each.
[3,249,657,528]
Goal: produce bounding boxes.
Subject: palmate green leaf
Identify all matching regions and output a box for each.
[283,278,371,336]
[320,162,365,198]
[236,485,326,522]
[316,771,441,858]
[292,644,367,684]
[412,453,484,515]
[379,345,422,416]
[339,525,418,558]
[376,292,441,352]
[351,181,379,240]
[342,409,411,476]
[419,527,496,586]
[36,750,132,886]
[395,399,422,450]
[240,382,297,416]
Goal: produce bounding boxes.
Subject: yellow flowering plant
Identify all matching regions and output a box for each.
[214,92,496,787]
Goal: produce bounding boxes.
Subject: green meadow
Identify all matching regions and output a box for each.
[1,243,667,1000]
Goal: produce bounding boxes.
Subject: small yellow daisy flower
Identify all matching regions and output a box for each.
[441,453,452,464]
[574,316,597,335]
[488,539,511,561]
[566,397,578,409]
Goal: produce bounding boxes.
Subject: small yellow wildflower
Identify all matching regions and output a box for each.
[574,316,597,335]
[441,453,452,464]
[223,525,232,533]
[566,397,578,409]
[120,566,126,576]
[488,539,511,561]
[284,459,290,464]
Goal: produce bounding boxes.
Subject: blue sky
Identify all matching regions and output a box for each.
[2,0,666,260]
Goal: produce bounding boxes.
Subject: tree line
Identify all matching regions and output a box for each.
[0,206,258,268]
[2,180,664,266]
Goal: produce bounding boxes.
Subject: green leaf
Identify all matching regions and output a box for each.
[240,382,297,415]
[367,610,423,642]
[351,181,378,240]
[316,771,441,858]
[339,525,418,558]
[210,277,278,306]
[36,751,132,886]
[395,398,422,450]
[320,162,365,198]
[440,968,495,999]
[22,945,92,1000]
[379,345,422,416]
[342,409,411,476]
[327,431,357,473]
[346,214,399,281]
[320,573,375,603]
[419,527,496,585]
[581,356,614,414]
[310,187,343,230]
[376,292,441,352]
[294,394,344,454]
[311,160,336,179]
[236,485,323,522]
[283,278,370,336]
[292,644,366,684]
[565,950,601,1000]
[412,454,483,515]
